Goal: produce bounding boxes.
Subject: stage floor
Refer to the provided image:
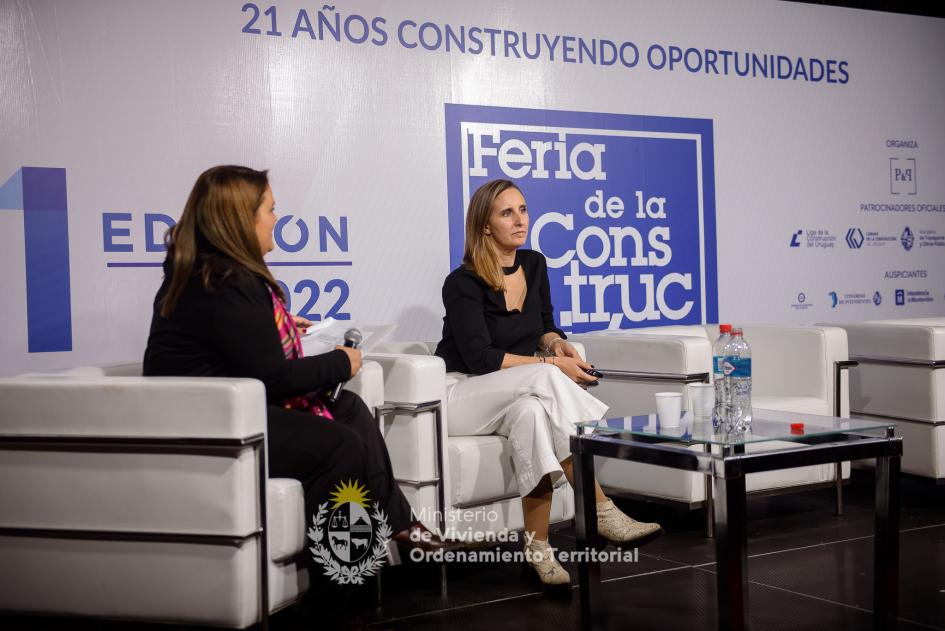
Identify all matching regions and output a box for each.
[4,469,943,631]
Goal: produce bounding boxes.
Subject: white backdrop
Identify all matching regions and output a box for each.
[1,0,943,375]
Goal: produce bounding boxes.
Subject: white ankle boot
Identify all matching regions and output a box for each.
[597,499,663,545]
[524,537,570,585]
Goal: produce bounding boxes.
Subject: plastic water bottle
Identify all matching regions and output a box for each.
[723,328,752,432]
[711,324,732,429]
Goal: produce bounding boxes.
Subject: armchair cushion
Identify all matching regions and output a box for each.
[752,395,829,416]
[267,478,305,563]
[448,436,518,507]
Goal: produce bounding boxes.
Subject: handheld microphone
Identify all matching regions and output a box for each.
[327,327,363,403]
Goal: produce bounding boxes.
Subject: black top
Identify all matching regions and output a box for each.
[143,256,350,404]
[434,249,565,375]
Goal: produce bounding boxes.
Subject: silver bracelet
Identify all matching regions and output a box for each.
[546,338,565,355]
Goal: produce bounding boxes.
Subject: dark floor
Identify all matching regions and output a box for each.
[3,469,944,631]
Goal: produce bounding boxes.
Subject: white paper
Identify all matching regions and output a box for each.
[299,319,396,356]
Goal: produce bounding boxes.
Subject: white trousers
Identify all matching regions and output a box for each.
[445,364,609,496]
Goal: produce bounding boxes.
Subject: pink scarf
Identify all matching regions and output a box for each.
[269,287,334,420]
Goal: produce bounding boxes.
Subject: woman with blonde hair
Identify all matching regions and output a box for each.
[435,179,662,586]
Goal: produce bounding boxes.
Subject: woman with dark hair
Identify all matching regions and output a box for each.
[143,165,444,623]
[435,179,662,587]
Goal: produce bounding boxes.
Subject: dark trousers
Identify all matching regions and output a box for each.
[266,391,413,622]
[267,390,413,537]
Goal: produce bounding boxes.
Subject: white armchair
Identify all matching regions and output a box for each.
[366,343,580,541]
[570,325,854,530]
[0,361,384,628]
[826,318,945,480]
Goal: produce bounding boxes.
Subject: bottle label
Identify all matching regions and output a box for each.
[722,357,751,378]
[713,355,725,375]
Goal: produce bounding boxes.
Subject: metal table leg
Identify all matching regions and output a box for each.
[714,469,748,631]
[573,437,601,631]
[873,445,900,630]
[705,444,714,538]
[835,461,844,516]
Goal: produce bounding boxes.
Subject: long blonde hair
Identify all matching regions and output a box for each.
[462,179,522,291]
[160,165,285,317]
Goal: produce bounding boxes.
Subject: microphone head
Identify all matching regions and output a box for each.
[343,328,363,346]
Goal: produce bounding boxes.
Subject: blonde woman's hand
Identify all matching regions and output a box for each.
[550,338,582,360]
[335,345,362,379]
[549,355,596,385]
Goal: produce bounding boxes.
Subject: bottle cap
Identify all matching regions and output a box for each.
[790,422,804,434]
[719,324,732,333]
[732,327,743,336]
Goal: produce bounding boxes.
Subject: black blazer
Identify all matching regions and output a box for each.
[434,249,565,375]
[143,256,350,403]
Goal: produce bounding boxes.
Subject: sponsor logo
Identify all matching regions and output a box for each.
[918,229,945,248]
[445,104,718,331]
[793,228,838,249]
[863,230,896,247]
[0,167,72,353]
[890,157,916,195]
[895,289,905,306]
[791,292,812,310]
[898,289,934,305]
[844,227,897,249]
[845,228,864,249]
[309,480,391,585]
[829,291,879,308]
[901,226,914,251]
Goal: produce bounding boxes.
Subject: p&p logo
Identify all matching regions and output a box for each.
[890,158,916,195]
[445,104,718,332]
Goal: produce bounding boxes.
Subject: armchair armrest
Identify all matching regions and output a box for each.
[829,320,945,362]
[344,359,384,413]
[364,352,447,404]
[570,333,711,416]
[741,326,848,408]
[0,376,266,439]
[571,332,712,377]
[363,352,449,530]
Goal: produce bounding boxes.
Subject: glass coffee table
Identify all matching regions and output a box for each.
[571,409,902,631]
